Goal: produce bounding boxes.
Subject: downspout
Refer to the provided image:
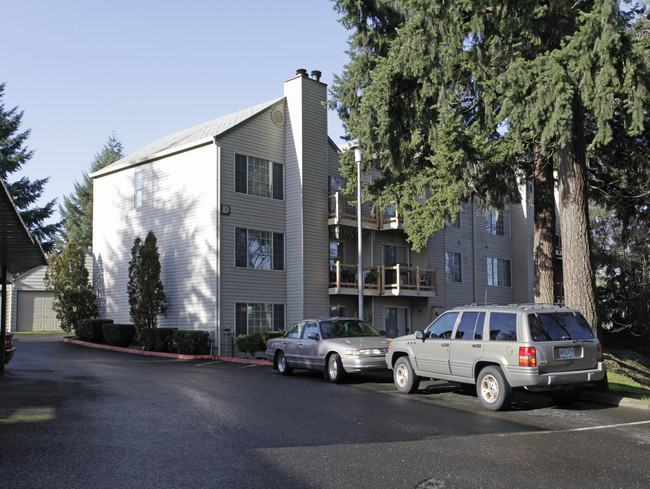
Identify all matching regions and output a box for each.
[472,195,477,304]
[213,138,222,356]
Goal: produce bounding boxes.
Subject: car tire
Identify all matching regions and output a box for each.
[276,351,293,376]
[327,353,345,383]
[550,385,582,405]
[394,356,420,394]
[476,366,512,411]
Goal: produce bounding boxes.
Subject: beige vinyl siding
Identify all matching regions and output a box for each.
[510,199,534,303]
[93,144,218,330]
[216,106,287,333]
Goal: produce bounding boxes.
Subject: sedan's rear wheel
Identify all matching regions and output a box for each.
[394,356,420,394]
[476,366,512,411]
[276,351,293,376]
[327,353,345,383]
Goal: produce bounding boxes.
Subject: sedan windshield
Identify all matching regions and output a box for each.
[321,320,381,338]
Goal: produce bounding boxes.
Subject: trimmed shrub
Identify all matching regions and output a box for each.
[173,330,210,355]
[102,323,136,348]
[139,327,177,352]
[76,319,113,343]
[235,330,284,356]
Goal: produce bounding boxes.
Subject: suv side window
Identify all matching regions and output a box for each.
[489,313,517,341]
[454,312,485,340]
[426,312,459,339]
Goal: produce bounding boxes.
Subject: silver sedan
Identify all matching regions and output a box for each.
[265,318,390,383]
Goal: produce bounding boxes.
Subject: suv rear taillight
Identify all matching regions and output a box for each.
[519,347,537,367]
[597,343,603,362]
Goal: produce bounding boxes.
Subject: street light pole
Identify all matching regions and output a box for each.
[354,145,364,320]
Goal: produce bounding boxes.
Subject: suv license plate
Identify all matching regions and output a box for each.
[558,347,576,359]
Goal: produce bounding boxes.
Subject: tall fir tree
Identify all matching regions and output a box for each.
[57,134,124,251]
[127,231,168,336]
[330,0,649,331]
[0,83,60,253]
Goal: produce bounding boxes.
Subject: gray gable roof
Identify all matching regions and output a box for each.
[91,97,285,178]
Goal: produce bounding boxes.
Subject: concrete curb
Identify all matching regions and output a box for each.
[582,391,650,411]
[61,337,272,365]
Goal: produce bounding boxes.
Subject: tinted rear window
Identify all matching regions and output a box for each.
[528,312,595,341]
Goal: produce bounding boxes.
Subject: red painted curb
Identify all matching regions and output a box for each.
[61,337,272,365]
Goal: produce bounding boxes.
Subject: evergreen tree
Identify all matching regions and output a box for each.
[0,83,60,253]
[330,0,649,330]
[57,133,124,251]
[44,239,97,333]
[127,231,168,336]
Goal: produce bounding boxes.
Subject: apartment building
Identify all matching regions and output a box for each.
[91,70,535,357]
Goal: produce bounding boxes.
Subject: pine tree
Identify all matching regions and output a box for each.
[330,0,649,330]
[0,83,60,253]
[57,134,124,251]
[127,231,168,336]
[44,239,97,333]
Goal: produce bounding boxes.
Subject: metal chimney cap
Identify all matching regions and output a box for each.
[296,68,308,76]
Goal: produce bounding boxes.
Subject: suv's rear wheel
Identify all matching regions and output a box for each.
[477,366,512,411]
[550,385,582,405]
[394,357,420,394]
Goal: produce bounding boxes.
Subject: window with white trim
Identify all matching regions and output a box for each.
[235,302,285,335]
[487,257,512,287]
[134,170,143,208]
[235,227,284,270]
[486,209,510,236]
[235,153,283,200]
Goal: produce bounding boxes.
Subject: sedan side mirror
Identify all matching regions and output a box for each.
[307,333,320,340]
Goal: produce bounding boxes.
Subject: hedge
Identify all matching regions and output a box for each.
[77,319,113,343]
[173,330,210,355]
[235,330,285,356]
[139,327,177,352]
[102,323,136,348]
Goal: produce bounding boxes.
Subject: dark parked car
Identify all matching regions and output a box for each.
[266,318,390,382]
[3,331,16,364]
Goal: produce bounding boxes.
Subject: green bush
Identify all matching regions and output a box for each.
[102,323,136,348]
[76,319,113,342]
[173,330,210,355]
[139,327,177,352]
[235,330,284,356]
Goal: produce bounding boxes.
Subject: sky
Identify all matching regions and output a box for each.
[3,0,351,222]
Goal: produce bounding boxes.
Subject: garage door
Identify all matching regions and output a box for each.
[16,291,63,332]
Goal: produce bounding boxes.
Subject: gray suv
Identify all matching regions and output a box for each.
[386,304,606,410]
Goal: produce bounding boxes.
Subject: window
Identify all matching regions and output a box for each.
[426,312,459,339]
[445,252,462,283]
[303,321,319,339]
[487,257,511,287]
[384,243,408,266]
[235,303,285,335]
[489,312,517,341]
[454,312,485,340]
[486,209,510,236]
[235,154,283,200]
[235,228,284,270]
[330,241,343,264]
[134,170,143,208]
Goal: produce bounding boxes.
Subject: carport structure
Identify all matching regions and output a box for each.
[1,180,47,374]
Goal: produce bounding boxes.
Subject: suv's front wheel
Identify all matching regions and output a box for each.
[394,356,420,394]
[477,366,512,411]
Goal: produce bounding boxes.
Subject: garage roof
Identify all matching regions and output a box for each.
[0,180,47,275]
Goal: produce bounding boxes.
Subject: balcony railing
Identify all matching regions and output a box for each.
[329,262,438,296]
[328,192,401,230]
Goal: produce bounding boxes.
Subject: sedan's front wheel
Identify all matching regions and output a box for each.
[394,356,420,394]
[327,353,345,383]
[276,351,293,376]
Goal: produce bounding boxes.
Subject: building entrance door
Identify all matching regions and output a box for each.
[385,307,408,338]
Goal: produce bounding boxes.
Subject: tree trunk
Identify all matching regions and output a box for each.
[556,99,598,333]
[533,144,557,304]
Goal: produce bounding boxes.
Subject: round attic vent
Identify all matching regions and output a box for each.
[270,108,285,126]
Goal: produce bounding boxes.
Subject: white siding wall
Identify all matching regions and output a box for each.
[93,144,218,331]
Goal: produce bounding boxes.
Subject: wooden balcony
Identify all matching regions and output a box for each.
[328,192,401,230]
[329,262,438,297]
